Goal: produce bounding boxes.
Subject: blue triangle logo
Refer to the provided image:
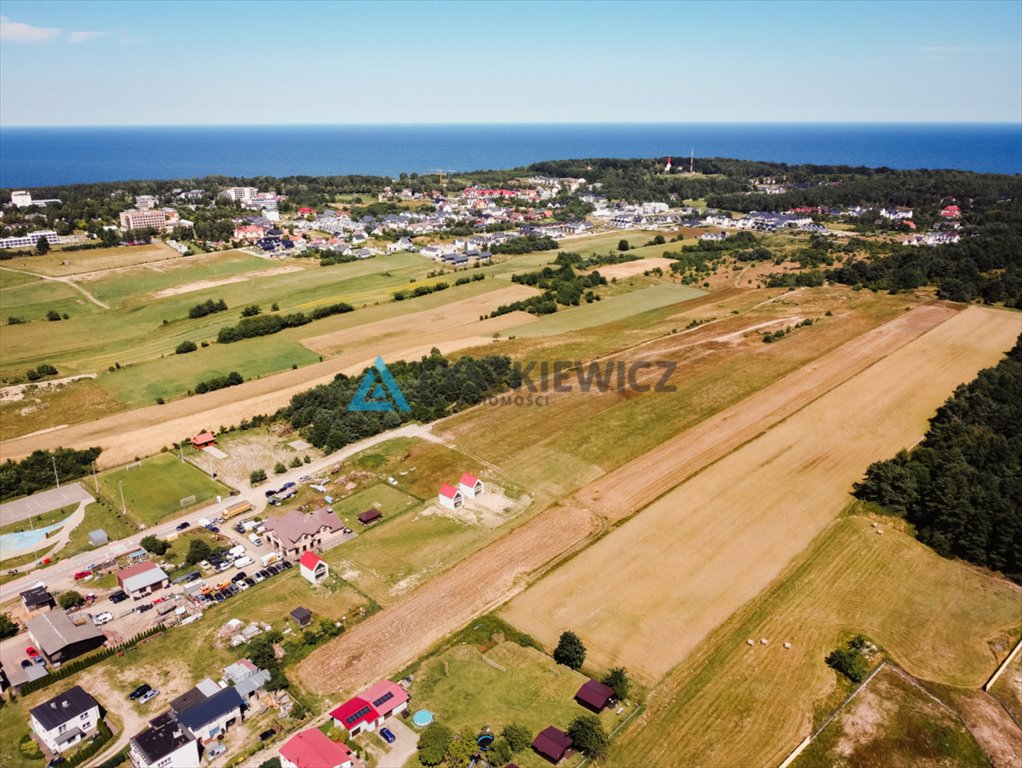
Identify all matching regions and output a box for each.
[349,357,411,412]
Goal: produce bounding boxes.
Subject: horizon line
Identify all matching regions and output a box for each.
[2,120,1021,129]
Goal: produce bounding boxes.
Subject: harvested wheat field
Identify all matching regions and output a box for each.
[292,302,984,699]
[588,257,677,279]
[501,305,1020,683]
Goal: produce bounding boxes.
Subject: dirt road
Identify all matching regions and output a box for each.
[294,303,962,697]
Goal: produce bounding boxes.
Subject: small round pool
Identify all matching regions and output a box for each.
[412,710,434,727]
[477,734,494,751]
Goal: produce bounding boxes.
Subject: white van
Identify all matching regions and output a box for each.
[248,533,263,546]
[228,544,246,558]
[233,556,254,568]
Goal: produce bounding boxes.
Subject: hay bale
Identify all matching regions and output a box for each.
[746,639,754,646]
[783,642,792,649]
[760,638,768,645]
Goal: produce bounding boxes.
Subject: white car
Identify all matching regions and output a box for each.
[237,580,250,591]
[92,612,113,626]
[206,743,227,761]
[138,689,160,705]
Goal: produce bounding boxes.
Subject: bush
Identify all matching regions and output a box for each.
[0,613,19,639]
[618,239,630,251]
[7,316,26,324]
[241,304,261,317]
[502,722,532,753]
[188,298,227,318]
[553,630,586,669]
[250,469,267,484]
[194,371,243,394]
[289,456,302,468]
[1,447,103,501]
[568,715,609,759]
[58,591,85,610]
[46,309,62,321]
[175,340,198,354]
[274,462,287,474]
[825,645,869,683]
[140,535,169,555]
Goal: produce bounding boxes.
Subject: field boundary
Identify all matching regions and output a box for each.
[983,634,1022,691]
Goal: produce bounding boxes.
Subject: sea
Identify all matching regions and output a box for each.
[1,123,1019,189]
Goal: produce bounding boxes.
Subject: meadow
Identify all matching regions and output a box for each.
[608,515,1022,767]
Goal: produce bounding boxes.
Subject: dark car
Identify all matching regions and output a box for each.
[129,683,152,700]
[281,561,293,570]
[207,525,220,533]
[48,757,66,767]
[213,592,225,603]
[136,603,153,613]
[244,578,256,587]
[232,572,248,582]
[109,590,128,604]
[175,522,191,531]
[20,659,31,669]
[380,727,396,744]
[259,729,276,742]
[184,571,201,582]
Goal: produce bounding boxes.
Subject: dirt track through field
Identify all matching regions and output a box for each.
[504,305,1021,682]
[294,302,975,697]
[0,288,538,467]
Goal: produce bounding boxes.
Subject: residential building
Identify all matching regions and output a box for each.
[120,208,170,232]
[438,483,463,510]
[298,551,329,585]
[20,586,55,615]
[263,507,344,562]
[575,679,616,712]
[329,679,410,737]
[220,187,258,204]
[0,230,63,250]
[135,195,158,211]
[10,190,33,207]
[280,728,354,768]
[532,727,573,764]
[27,610,106,664]
[117,561,170,600]
[129,712,200,768]
[176,686,244,743]
[29,685,100,754]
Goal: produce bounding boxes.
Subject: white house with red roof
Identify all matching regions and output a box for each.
[298,551,328,585]
[279,728,353,768]
[940,204,962,219]
[329,680,409,737]
[458,473,484,499]
[438,483,463,511]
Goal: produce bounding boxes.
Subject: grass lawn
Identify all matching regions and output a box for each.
[322,483,420,525]
[612,514,1022,767]
[792,665,989,768]
[0,698,39,768]
[410,641,623,768]
[98,453,231,527]
[60,502,137,561]
[0,242,180,277]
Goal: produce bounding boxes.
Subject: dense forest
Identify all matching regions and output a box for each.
[0,447,102,501]
[854,336,1022,582]
[282,350,518,453]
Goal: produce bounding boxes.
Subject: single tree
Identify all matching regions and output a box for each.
[250,468,268,484]
[417,723,453,767]
[445,729,478,768]
[553,630,586,669]
[0,613,20,639]
[502,722,532,753]
[568,715,609,759]
[140,535,169,555]
[35,236,50,255]
[58,591,84,610]
[617,239,630,251]
[185,538,212,565]
[274,462,287,474]
[602,666,631,700]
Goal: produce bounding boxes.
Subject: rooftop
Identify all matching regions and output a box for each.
[265,507,342,548]
[176,687,243,731]
[27,610,104,653]
[131,712,195,764]
[30,685,98,731]
[279,728,353,768]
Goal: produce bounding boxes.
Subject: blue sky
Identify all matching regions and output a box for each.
[1,0,1020,126]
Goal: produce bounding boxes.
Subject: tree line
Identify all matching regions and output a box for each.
[854,335,1022,582]
[0,447,101,500]
[282,349,518,453]
[216,302,353,343]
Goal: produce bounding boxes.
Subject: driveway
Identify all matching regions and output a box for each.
[375,719,417,768]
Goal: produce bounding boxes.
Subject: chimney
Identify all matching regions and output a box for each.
[62,700,70,708]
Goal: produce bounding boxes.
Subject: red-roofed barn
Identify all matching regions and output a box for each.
[438,483,463,510]
[298,552,328,585]
[575,679,616,712]
[532,726,573,764]
[191,431,216,449]
[458,473,484,499]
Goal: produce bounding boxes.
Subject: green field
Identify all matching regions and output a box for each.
[98,453,231,526]
[321,482,420,524]
[611,514,1022,767]
[410,641,623,768]
[793,665,989,768]
[0,699,41,768]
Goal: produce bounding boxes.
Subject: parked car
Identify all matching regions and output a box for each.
[138,689,159,705]
[282,481,296,489]
[47,756,66,767]
[237,581,249,591]
[25,646,38,658]
[264,489,278,498]
[185,572,202,582]
[252,572,265,583]
[380,728,396,744]
[129,684,152,700]
[135,604,153,613]
[73,570,92,580]
[232,572,247,582]
[206,743,227,761]
[93,612,113,626]
[109,590,128,603]
[207,526,220,533]
[176,522,191,531]
[20,659,31,669]
[34,656,46,666]
[243,577,255,587]
[258,729,276,742]
[281,561,293,570]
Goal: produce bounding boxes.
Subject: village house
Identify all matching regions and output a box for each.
[438,483,463,510]
[329,679,410,737]
[29,685,101,755]
[117,561,170,601]
[532,726,573,764]
[280,727,354,768]
[458,473,484,499]
[175,686,244,743]
[20,585,55,616]
[129,712,200,768]
[574,679,616,712]
[263,507,344,561]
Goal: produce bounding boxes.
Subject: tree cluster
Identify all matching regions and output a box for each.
[194,371,243,394]
[490,234,559,254]
[283,349,518,454]
[216,302,353,343]
[854,335,1022,582]
[0,447,102,501]
[188,298,228,319]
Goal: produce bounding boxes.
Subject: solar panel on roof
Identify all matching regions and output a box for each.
[371,691,394,708]
[344,706,372,726]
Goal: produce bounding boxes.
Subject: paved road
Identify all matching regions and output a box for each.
[0,482,94,525]
[0,423,440,603]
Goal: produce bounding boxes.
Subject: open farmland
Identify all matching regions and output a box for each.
[292,300,977,698]
[608,516,1022,768]
[501,305,1021,681]
[0,241,181,277]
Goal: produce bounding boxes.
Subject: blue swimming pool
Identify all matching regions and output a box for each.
[412,710,434,727]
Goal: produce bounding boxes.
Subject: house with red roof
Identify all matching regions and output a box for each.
[233,225,265,241]
[458,473,484,499]
[297,207,317,216]
[532,726,573,764]
[438,483,463,511]
[298,552,328,585]
[329,680,409,736]
[191,431,216,449]
[279,728,353,768]
[940,204,962,219]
